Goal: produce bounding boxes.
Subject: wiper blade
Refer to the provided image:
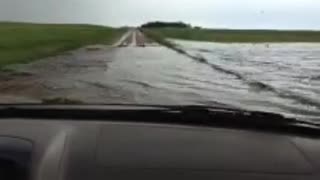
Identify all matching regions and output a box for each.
[0,103,309,123]
[167,105,319,127]
[0,104,319,135]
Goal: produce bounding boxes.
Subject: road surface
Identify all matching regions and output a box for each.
[1,29,319,121]
[0,29,214,105]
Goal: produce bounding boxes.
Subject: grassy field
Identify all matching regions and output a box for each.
[144,27,320,43]
[0,22,124,68]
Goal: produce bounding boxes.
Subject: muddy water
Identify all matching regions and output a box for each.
[172,40,320,120]
[0,31,319,121]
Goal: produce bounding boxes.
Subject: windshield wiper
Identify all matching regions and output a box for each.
[0,104,319,136]
[166,105,319,127]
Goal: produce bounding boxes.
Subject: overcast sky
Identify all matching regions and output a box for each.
[1,0,320,29]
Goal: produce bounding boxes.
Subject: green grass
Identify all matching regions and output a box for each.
[0,22,125,68]
[145,27,320,43]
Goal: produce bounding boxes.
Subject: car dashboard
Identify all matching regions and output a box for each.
[0,116,320,180]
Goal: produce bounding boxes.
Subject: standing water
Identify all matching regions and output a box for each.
[1,32,319,122]
[171,40,320,121]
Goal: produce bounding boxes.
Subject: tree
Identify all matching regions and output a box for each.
[141,21,191,28]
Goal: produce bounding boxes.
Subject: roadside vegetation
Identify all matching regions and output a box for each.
[0,22,125,68]
[141,21,191,28]
[142,22,320,43]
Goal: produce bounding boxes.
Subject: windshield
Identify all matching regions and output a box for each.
[0,0,319,121]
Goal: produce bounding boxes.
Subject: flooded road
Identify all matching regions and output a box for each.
[172,40,320,120]
[0,30,319,121]
[0,30,209,105]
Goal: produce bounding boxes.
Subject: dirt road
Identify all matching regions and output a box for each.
[116,29,154,47]
[0,29,206,104]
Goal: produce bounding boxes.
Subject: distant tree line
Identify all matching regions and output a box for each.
[141,21,191,28]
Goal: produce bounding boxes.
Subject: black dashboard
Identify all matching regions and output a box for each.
[0,119,319,180]
[0,105,319,180]
[0,136,32,180]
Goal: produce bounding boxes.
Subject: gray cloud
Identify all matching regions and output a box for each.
[1,0,320,29]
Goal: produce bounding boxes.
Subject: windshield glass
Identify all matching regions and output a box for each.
[0,0,319,121]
